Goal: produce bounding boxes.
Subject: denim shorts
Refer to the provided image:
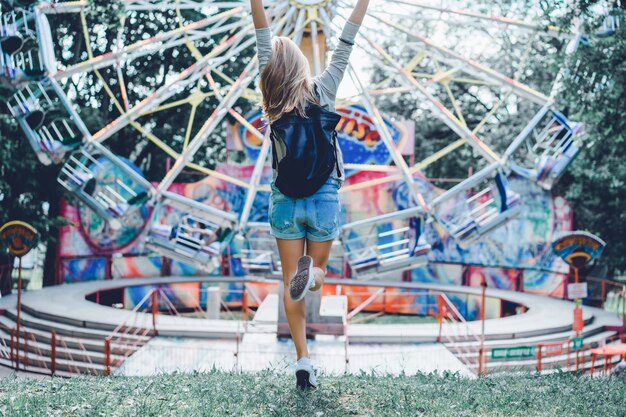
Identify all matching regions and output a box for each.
[269,177,341,242]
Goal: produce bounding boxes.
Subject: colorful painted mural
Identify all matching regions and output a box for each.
[59,106,573,319]
[116,280,506,320]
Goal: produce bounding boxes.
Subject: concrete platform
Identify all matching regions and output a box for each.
[0,276,621,343]
[116,335,474,378]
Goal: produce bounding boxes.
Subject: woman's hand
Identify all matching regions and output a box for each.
[348,0,370,25]
[250,0,269,29]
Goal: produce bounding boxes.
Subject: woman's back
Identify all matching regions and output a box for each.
[255,21,361,186]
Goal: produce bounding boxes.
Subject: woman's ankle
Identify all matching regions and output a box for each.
[310,266,325,291]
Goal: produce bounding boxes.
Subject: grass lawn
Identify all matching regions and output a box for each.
[1,371,624,416]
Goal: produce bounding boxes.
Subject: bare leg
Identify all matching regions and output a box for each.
[275,237,308,360]
[306,239,334,292]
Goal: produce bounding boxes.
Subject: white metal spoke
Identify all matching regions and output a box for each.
[348,66,429,212]
[239,129,271,230]
[52,8,246,80]
[291,8,307,43]
[389,0,575,40]
[353,28,501,164]
[88,27,254,145]
[310,20,322,75]
[122,0,248,11]
[157,57,258,194]
[369,12,551,106]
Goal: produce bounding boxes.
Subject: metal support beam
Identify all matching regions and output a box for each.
[369,13,552,106]
[348,66,429,212]
[37,1,88,14]
[388,0,574,40]
[51,8,245,80]
[238,128,271,231]
[356,31,501,164]
[87,29,254,145]
[122,0,248,11]
[156,57,258,194]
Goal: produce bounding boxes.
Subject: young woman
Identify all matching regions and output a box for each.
[251,0,369,390]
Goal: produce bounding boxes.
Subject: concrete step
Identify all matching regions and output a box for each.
[449,330,617,358]
[0,329,130,366]
[453,336,623,375]
[449,330,618,370]
[444,319,609,349]
[2,310,151,342]
[0,317,141,355]
[0,351,107,375]
[0,358,78,378]
[485,353,622,373]
[21,303,122,332]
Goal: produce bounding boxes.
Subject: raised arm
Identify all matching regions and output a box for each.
[252,0,272,73]
[250,0,269,29]
[347,0,370,25]
[314,0,370,104]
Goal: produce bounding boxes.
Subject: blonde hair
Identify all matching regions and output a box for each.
[259,36,319,123]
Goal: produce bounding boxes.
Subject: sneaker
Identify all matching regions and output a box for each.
[289,255,315,301]
[295,357,318,390]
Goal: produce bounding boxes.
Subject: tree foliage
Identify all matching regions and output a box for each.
[554,2,626,275]
[370,0,626,275]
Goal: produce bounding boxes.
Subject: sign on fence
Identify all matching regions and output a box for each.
[491,346,536,360]
[567,282,588,300]
[542,343,564,357]
[572,337,584,350]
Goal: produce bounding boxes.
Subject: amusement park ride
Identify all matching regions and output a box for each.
[0,0,618,279]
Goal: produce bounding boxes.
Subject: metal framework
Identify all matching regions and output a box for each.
[2,0,600,271]
[340,206,431,279]
[146,190,237,270]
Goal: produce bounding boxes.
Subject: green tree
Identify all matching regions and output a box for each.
[555,4,626,275]
[0,91,68,294]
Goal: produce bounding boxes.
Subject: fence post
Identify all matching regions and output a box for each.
[622,289,626,330]
[479,277,487,375]
[536,344,543,373]
[242,286,248,321]
[437,294,444,343]
[151,289,158,336]
[51,331,56,376]
[9,328,15,369]
[480,346,489,375]
[566,341,571,369]
[234,322,240,369]
[344,322,349,371]
[104,337,111,376]
[23,332,28,368]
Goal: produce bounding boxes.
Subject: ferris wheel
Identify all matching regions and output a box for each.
[1,0,607,277]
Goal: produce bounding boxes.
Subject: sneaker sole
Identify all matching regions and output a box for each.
[289,256,314,301]
[295,370,316,390]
